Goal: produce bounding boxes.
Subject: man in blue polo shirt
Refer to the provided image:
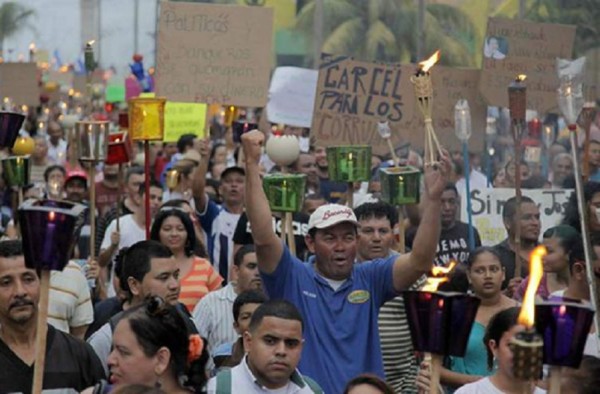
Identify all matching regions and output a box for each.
[241,130,451,394]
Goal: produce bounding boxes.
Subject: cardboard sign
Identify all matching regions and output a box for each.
[156,2,273,107]
[311,54,415,156]
[47,70,74,88]
[400,66,487,152]
[267,67,318,128]
[479,18,576,112]
[460,187,573,246]
[164,102,207,142]
[0,63,39,106]
[73,70,104,94]
[311,54,486,155]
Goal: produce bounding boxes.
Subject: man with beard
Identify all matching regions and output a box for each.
[193,244,264,362]
[193,138,245,280]
[0,240,105,392]
[492,195,541,295]
[88,240,194,374]
[95,164,121,217]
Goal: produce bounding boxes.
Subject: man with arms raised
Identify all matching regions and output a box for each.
[241,130,450,394]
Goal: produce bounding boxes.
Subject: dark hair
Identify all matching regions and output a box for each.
[125,166,144,182]
[158,200,207,258]
[150,209,197,257]
[354,201,398,228]
[465,246,502,269]
[522,175,548,189]
[177,134,196,154]
[234,244,255,267]
[120,297,208,392]
[209,142,226,163]
[563,355,600,394]
[248,300,304,332]
[502,195,535,220]
[444,182,459,196]
[562,182,600,233]
[0,240,23,258]
[343,374,394,394]
[568,236,585,271]
[543,224,580,257]
[43,165,66,182]
[120,241,173,300]
[138,178,163,195]
[483,307,520,370]
[232,290,268,322]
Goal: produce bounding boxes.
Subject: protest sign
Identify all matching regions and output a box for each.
[46,70,74,88]
[460,187,573,246]
[267,67,318,128]
[125,77,142,100]
[0,63,38,106]
[311,54,485,155]
[479,18,576,113]
[164,102,207,142]
[73,71,104,94]
[156,2,273,107]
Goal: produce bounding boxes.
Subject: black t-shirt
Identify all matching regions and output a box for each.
[0,324,106,393]
[406,221,481,267]
[233,212,310,260]
[492,238,532,289]
[434,222,482,266]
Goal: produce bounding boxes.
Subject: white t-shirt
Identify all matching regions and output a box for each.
[100,214,146,297]
[455,377,546,394]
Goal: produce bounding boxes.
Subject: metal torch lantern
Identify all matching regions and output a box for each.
[326,146,372,182]
[535,301,595,368]
[18,199,86,271]
[403,291,480,356]
[263,174,307,212]
[75,120,109,163]
[128,97,166,141]
[379,166,421,205]
[165,169,179,191]
[1,156,31,187]
[0,111,26,149]
[105,131,133,165]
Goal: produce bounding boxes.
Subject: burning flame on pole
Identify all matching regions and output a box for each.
[419,50,441,73]
[422,261,457,292]
[517,245,547,328]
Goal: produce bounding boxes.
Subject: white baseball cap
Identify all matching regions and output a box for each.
[308,204,359,231]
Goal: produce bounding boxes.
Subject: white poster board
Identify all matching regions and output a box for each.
[267,67,318,128]
[460,188,573,246]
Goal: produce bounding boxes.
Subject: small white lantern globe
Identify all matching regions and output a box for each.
[265,134,300,167]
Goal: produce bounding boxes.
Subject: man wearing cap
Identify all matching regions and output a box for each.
[193,138,245,281]
[241,130,450,394]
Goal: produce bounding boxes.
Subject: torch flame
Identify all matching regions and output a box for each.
[422,261,457,292]
[48,211,56,221]
[516,74,527,82]
[517,245,547,328]
[419,50,441,73]
[28,42,36,51]
[87,40,95,47]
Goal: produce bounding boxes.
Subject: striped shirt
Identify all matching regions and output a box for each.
[378,275,427,394]
[179,256,223,312]
[48,261,94,334]
[192,283,238,360]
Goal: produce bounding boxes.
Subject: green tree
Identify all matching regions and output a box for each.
[295,0,478,66]
[0,2,35,56]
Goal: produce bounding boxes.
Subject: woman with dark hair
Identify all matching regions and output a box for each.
[418,308,545,393]
[107,297,209,393]
[161,199,208,258]
[440,247,518,390]
[514,225,577,301]
[343,374,394,394]
[151,208,222,312]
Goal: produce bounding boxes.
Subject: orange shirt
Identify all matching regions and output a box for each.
[179,256,223,312]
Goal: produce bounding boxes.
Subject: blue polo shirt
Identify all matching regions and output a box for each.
[261,245,398,394]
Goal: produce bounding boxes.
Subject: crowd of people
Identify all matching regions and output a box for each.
[0,100,600,394]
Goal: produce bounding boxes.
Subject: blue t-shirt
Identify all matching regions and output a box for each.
[261,245,398,394]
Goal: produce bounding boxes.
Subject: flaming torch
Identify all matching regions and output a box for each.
[404,261,480,394]
[510,246,546,391]
[411,50,443,166]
